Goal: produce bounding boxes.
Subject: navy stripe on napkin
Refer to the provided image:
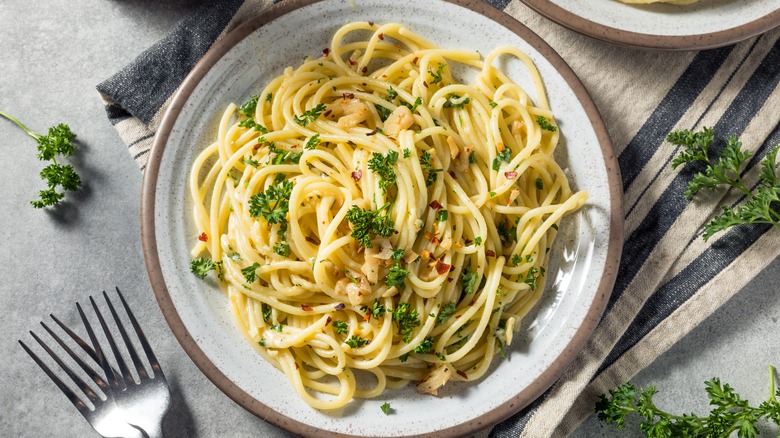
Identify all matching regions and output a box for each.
[96,0,244,124]
[618,46,733,193]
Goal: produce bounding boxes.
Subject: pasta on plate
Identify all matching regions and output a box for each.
[189,21,586,410]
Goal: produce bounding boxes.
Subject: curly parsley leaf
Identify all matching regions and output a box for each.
[668,128,780,240]
[294,103,327,127]
[413,336,435,354]
[429,63,446,85]
[386,262,409,287]
[596,365,780,438]
[345,335,368,348]
[420,150,442,187]
[361,299,386,319]
[536,115,557,132]
[443,93,470,109]
[249,178,293,225]
[332,320,349,335]
[1,111,82,208]
[461,268,478,294]
[391,302,420,343]
[492,147,512,171]
[368,150,399,193]
[437,302,457,324]
[345,204,396,248]
[238,94,260,118]
[380,402,392,415]
[191,257,217,279]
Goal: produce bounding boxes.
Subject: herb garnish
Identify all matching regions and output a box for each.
[249,177,294,256]
[596,365,780,437]
[429,64,446,85]
[361,299,386,319]
[420,150,442,187]
[190,257,216,279]
[443,93,470,109]
[380,402,392,415]
[304,133,320,150]
[241,262,261,283]
[345,204,396,248]
[536,116,557,132]
[1,111,82,208]
[461,268,478,294]
[669,127,780,240]
[414,336,435,354]
[437,302,457,324]
[386,262,409,287]
[492,147,512,171]
[391,303,421,343]
[294,103,327,126]
[332,320,349,335]
[345,335,368,348]
[368,150,399,193]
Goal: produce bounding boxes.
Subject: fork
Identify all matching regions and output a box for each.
[19,288,171,438]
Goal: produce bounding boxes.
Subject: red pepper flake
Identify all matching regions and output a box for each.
[362,66,368,73]
[305,236,319,245]
[366,128,380,136]
[412,57,418,64]
[429,200,443,210]
[335,303,345,311]
[294,362,299,370]
[343,92,355,99]
[449,171,457,179]
[363,314,371,321]
[447,277,453,283]
[378,33,384,40]
[322,47,330,57]
[301,304,313,311]
[435,260,451,275]
[253,144,261,150]
[504,171,518,179]
[464,239,473,245]
[486,249,496,257]
[423,81,428,88]
[198,232,208,242]
[326,317,332,326]
[348,58,356,65]
[324,109,332,117]
[456,370,468,379]
[351,170,362,181]
[368,21,374,26]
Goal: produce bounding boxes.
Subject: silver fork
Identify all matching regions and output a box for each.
[19,288,171,438]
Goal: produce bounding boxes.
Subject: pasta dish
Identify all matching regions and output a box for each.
[188,21,586,410]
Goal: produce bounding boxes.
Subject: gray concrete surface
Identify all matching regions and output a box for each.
[0,1,777,437]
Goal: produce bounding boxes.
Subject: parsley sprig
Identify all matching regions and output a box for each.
[596,365,780,437]
[368,150,399,193]
[294,103,327,127]
[345,203,396,248]
[1,111,82,208]
[420,150,442,187]
[669,128,780,241]
[249,177,294,257]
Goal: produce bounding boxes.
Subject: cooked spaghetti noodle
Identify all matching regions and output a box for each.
[189,22,586,410]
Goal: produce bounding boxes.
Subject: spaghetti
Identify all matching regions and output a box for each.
[189,22,586,410]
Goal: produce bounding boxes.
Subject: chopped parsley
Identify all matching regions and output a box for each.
[345,335,368,348]
[510,254,522,266]
[492,147,512,171]
[262,303,271,322]
[332,320,349,335]
[443,93,470,109]
[269,143,302,165]
[190,257,216,279]
[375,104,392,121]
[474,236,482,246]
[345,204,396,248]
[386,262,409,287]
[536,178,544,190]
[242,157,261,168]
[536,116,557,132]
[368,150,399,193]
[420,150,442,187]
[380,402,392,415]
[435,209,448,222]
[270,324,283,332]
[402,148,411,158]
[437,302,457,324]
[489,100,498,108]
[524,267,540,290]
[361,299,386,319]
[401,96,423,112]
[461,268,478,294]
[304,133,320,150]
[249,177,294,256]
[238,95,260,117]
[273,241,290,257]
[238,118,268,133]
[294,103,327,126]
[391,248,405,260]
[429,64,445,85]
[413,336,435,354]
[392,303,421,343]
[241,262,261,283]
[386,87,398,101]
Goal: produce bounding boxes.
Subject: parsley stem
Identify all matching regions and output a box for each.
[0,110,40,139]
[770,365,777,402]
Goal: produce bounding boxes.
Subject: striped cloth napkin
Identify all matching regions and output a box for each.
[97,0,780,436]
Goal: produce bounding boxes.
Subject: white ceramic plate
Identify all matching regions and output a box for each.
[141,0,622,436]
[521,0,780,50]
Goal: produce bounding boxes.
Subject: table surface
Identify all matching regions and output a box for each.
[1,1,778,437]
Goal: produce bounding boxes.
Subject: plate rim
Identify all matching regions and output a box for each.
[520,0,780,51]
[140,0,624,436]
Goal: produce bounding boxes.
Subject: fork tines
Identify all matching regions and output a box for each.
[19,287,164,416]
